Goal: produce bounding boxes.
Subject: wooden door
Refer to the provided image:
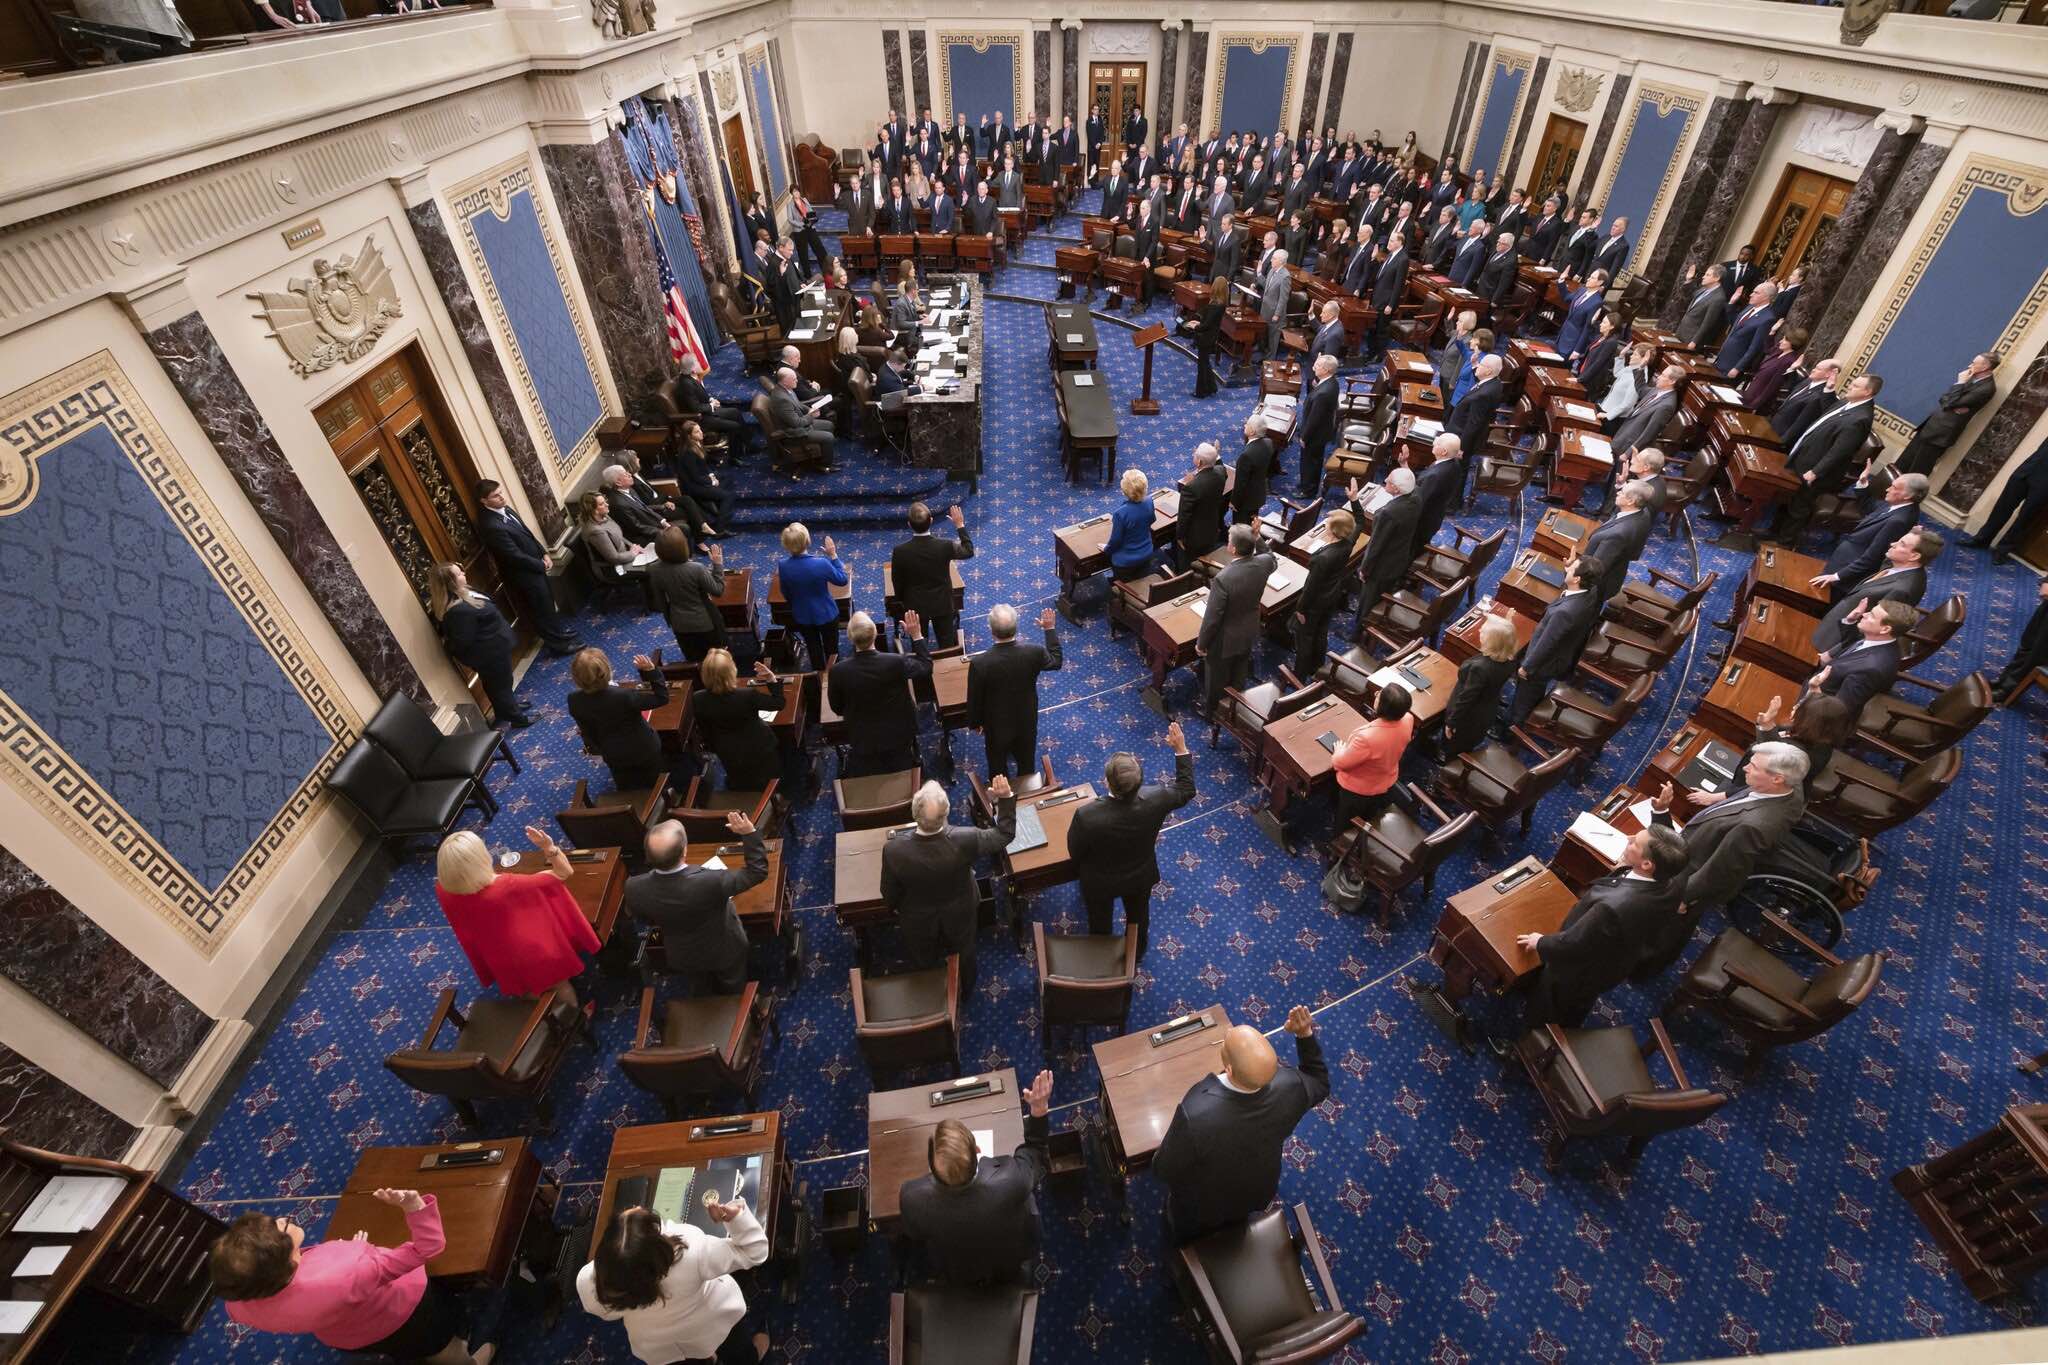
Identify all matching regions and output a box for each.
[1527,114,1586,199]
[1088,62,1147,162]
[1750,166,1855,275]
[315,346,503,622]
[722,115,756,203]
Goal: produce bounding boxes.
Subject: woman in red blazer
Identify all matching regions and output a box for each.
[434,826,599,1006]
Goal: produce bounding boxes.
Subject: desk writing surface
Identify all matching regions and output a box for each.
[818,663,915,742]
[1093,1006,1232,1165]
[1441,858,1579,985]
[1532,508,1597,562]
[507,848,625,942]
[768,568,854,621]
[869,1070,1023,1225]
[683,838,788,930]
[1495,551,1569,618]
[930,653,971,721]
[832,825,902,918]
[593,1113,783,1257]
[1002,783,1098,883]
[1059,370,1120,443]
[1262,695,1368,783]
[324,1140,538,1285]
[1733,596,1823,677]
[709,567,756,630]
[1047,303,1100,360]
[1742,544,1831,614]
[1144,587,1209,648]
[1195,547,1308,616]
[1697,659,1804,748]
[1381,647,1458,728]
[645,682,694,744]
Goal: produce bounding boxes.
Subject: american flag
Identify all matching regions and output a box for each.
[656,234,709,372]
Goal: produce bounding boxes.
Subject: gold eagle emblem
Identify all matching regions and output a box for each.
[247,235,403,377]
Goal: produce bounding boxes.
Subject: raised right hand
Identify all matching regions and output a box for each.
[822,535,839,557]
[1653,782,1675,814]
[988,773,1013,799]
[725,811,756,835]
[1166,720,1189,755]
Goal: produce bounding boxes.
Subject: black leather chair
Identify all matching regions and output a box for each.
[1668,912,1885,1077]
[888,1284,1037,1364]
[619,983,777,1118]
[364,693,519,782]
[1032,923,1137,1052]
[1172,1202,1364,1363]
[851,957,961,1075]
[326,737,495,857]
[385,987,584,1128]
[1512,1020,1726,1169]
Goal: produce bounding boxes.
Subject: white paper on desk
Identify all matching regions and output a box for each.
[1566,402,1597,419]
[1267,564,1300,591]
[1534,349,1563,363]
[15,1176,124,1236]
[698,855,728,871]
[13,1247,66,1277]
[1065,333,1083,344]
[1579,436,1614,463]
[1072,372,1095,386]
[0,1301,41,1333]
[1628,798,1658,827]
[1365,487,1394,514]
[1407,419,1444,439]
[757,705,783,720]
[1186,597,1207,619]
[630,549,658,567]
[1568,812,1629,863]
[1366,666,1404,690]
[786,328,817,341]
[1711,385,1742,404]
[972,1129,996,1152]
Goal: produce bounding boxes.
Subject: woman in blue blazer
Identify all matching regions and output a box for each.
[776,522,848,667]
[1108,469,1158,581]
[1554,269,1610,364]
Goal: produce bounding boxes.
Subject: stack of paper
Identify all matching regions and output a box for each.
[1568,811,1629,863]
[1580,436,1614,463]
[629,548,658,567]
[787,328,817,341]
[17,1176,124,1235]
[1267,563,1300,591]
[1409,419,1444,439]
[1072,373,1095,387]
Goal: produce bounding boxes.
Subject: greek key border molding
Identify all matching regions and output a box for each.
[935,32,1026,128]
[1207,34,1301,142]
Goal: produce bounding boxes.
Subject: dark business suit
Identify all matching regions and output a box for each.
[1411,456,1464,553]
[1824,498,1920,586]
[1445,377,1503,465]
[1715,304,1777,376]
[567,669,670,791]
[1521,214,1564,262]
[1295,376,1340,499]
[438,595,523,723]
[1675,284,1729,348]
[1995,591,2048,695]
[1897,373,1995,476]
[881,798,1015,1001]
[891,529,975,646]
[1353,490,1422,630]
[1554,225,1598,278]
[1607,385,1678,459]
[479,506,577,650]
[1652,786,1807,929]
[1817,638,1901,717]
[623,831,768,995]
[827,639,931,776]
[1176,464,1228,566]
[966,632,1063,776]
[1476,247,1517,305]
[1446,235,1486,288]
[1810,565,1924,651]
[1581,508,1652,602]
[1505,587,1600,728]
[898,1112,1050,1285]
[1199,552,1277,717]
[1777,400,1875,544]
[1590,233,1629,279]
[1441,653,1515,758]
[1370,248,1408,352]
[1232,436,1276,525]
[1522,872,1685,1029]
[1067,750,1195,957]
[1153,1031,1330,1240]
[1974,439,2048,553]
[1292,537,1354,679]
[1770,379,1837,445]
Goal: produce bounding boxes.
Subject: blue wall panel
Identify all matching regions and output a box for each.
[1216,44,1292,138]
[748,56,789,199]
[1469,60,1526,180]
[0,424,332,889]
[1602,96,1692,265]
[945,42,1017,127]
[468,190,604,463]
[1868,184,2048,424]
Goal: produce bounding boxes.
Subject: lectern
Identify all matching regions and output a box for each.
[1130,322,1166,416]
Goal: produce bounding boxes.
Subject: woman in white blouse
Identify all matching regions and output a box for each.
[577,1197,770,1364]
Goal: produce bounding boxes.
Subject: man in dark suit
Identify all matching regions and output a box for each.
[1502,555,1605,730]
[1607,364,1683,459]
[1590,217,1630,278]
[1716,281,1781,377]
[1086,107,1107,182]
[890,502,974,647]
[1170,176,1203,233]
[1349,466,1422,633]
[1176,444,1229,569]
[1307,300,1346,374]
[1296,355,1341,500]
[1720,244,1761,299]
[1232,415,1276,525]
[1476,232,1519,306]
[1446,219,1489,288]
[672,354,754,455]
[1411,434,1466,553]
[1554,208,1601,277]
[1813,599,1908,716]
[1520,196,1565,262]
[1206,176,1235,240]
[1649,745,1809,952]
[1210,213,1244,284]
[1198,524,1277,719]
[899,1071,1054,1285]
[1967,437,2048,565]
[625,813,766,996]
[1809,529,1936,651]
[1444,354,1505,462]
[1674,265,1730,347]
[828,610,932,776]
[1290,507,1358,679]
[1582,481,1655,601]
[1122,109,1147,155]
[1897,352,1998,476]
[1424,206,1460,271]
[966,605,1062,777]
[1994,577,2048,702]
[1370,239,1408,356]
[1775,373,1881,545]
[1126,143,1156,191]
[1154,1005,1330,1241]
[964,180,1001,238]
[1341,234,1378,298]
[882,777,1014,1002]
[1813,472,1927,593]
[475,479,582,654]
[1770,360,1842,444]
[1239,154,1272,210]
[1280,163,1312,218]
[1506,826,1690,1038]
[1098,165,1131,224]
[1067,720,1195,958]
[602,463,676,545]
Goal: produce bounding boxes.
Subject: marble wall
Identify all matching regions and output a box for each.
[1807,137,1952,363]
[1182,31,1208,136]
[1946,337,2048,509]
[1061,26,1079,124]
[1158,26,1179,137]
[1034,30,1051,121]
[1654,97,1784,320]
[1637,93,1739,307]
[538,139,671,407]
[1445,42,1486,165]
[0,1046,133,1161]
[1324,32,1353,131]
[0,848,210,1087]
[1302,32,1327,137]
[1786,125,1917,345]
[908,31,931,119]
[884,28,906,119]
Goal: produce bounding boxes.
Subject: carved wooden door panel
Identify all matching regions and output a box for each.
[1088,63,1146,164]
[1528,115,1586,199]
[1750,166,1854,275]
[723,115,757,203]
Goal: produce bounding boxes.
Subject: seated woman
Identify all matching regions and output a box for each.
[565,647,673,791]
[434,826,599,1008]
[855,302,893,351]
[578,490,645,577]
[832,326,868,391]
[692,648,787,792]
[1107,468,1158,582]
[213,1188,490,1365]
[577,1198,770,1365]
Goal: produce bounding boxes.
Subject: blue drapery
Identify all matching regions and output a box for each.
[619,95,721,348]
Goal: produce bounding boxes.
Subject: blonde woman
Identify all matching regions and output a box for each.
[1292,507,1358,676]
[1106,469,1156,581]
[428,563,528,728]
[434,827,596,1007]
[692,648,786,791]
[775,522,846,666]
[1440,612,1519,758]
[565,648,670,791]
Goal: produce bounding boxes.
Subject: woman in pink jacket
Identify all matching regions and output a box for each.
[210,1188,492,1364]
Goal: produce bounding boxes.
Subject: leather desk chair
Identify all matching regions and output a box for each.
[1330,782,1475,928]
[327,739,495,857]
[1359,573,1474,655]
[750,392,830,476]
[365,693,519,781]
[1900,594,1966,670]
[835,768,921,830]
[619,983,777,1118]
[851,956,961,1075]
[709,283,780,367]
[1213,669,1319,758]
[1578,610,1695,683]
[1853,671,1992,764]
[1314,644,1384,711]
[1172,1203,1363,1364]
[1031,923,1137,1052]
[1807,748,1961,837]
[1524,669,1655,776]
[1658,450,1719,536]
[674,777,781,841]
[964,758,1057,826]
[1408,524,1506,602]
[1609,567,1717,636]
[888,1284,1037,1365]
[1108,570,1199,640]
[1466,441,1538,517]
[1512,1020,1726,1169]
[385,988,585,1129]
[1256,496,1322,549]
[1669,912,1885,1077]
[1435,727,1578,841]
[556,782,663,867]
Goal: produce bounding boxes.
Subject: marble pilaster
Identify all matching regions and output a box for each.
[1786,125,1916,342]
[1324,32,1354,132]
[1636,94,1742,312]
[768,38,800,172]
[0,1046,133,1161]
[1182,31,1208,136]
[1944,343,2047,510]
[883,29,906,121]
[1061,25,1080,124]
[1656,96,1786,324]
[1302,33,1328,140]
[908,31,930,120]
[1807,136,1951,362]
[138,308,423,701]
[1157,25,1179,139]
[1503,55,1550,188]
[1034,30,1051,121]
[1574,69,1633,210]
[539,138,671,406]
[403,198,566,541]
[1445,43,1487,166]
[0,848,209,1087]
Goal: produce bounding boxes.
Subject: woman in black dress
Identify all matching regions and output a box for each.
[565,648,673,793]
[429,563,530,728]
[1184,275,1229,399]
[690,648,786,792]
[1438,612,1519,762]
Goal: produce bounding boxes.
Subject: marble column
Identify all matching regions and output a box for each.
[0,1046,133,1161]
[133,294,424,702]
[1446,43,1489,166]
[1636,93,1742,314]
[1157,24,1179,137]
[1324,32,1354,131]
[1655,95,1788,324]
[1503,55,1550,186]
[1574,68,1633,210]
[883,30,906,119]
[1787,123,1917,342]
[907,31,930,120]
[1061,24,1080,124]
[539,137,671,406]
[0,847,210,1087]
[1807,136,1951,362]
[402,195,567,541]
[1936,347,2047,510]
[1302,32,1328,139]
[1183,31,1209,136]
[1034,30,1052,121]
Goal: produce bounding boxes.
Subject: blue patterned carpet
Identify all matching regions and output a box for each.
[127,193,2048,1364]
